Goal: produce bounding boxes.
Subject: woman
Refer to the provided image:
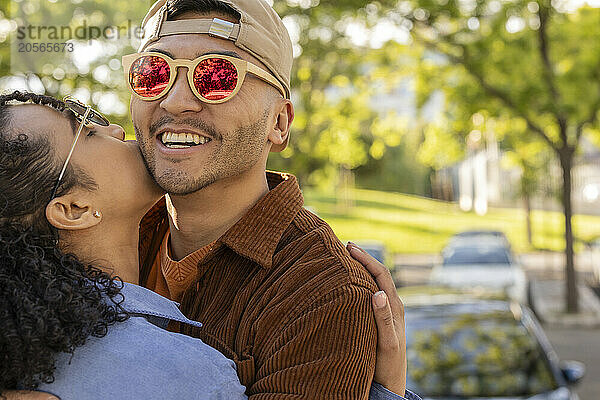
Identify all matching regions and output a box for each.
[0,91,247,398]
[0,91,412,399]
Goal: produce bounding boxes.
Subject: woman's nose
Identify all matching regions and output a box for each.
[105,124,126,141]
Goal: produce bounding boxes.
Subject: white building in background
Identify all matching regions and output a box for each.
[451,137,600,216]
[458,158,474,212]
[571,139,600,216]
[457,137,502,215]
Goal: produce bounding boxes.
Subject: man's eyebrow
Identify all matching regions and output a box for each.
[147,48,175,58]
[146,48,243,60]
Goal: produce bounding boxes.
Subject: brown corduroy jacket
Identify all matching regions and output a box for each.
[138,171,378,399]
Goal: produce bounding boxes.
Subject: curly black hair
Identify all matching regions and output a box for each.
[0,91,128,392]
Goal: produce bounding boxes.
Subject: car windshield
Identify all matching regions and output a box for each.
[405,309,559,398]
[443,247,511,266]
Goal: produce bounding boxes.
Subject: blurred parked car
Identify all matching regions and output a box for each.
[447,229,511,250]
[405,298,585,399]
[430,237,528,304]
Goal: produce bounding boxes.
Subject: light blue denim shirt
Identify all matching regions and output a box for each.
[36,283,247,399]
[371,384,422,400]
[35,282,421,400]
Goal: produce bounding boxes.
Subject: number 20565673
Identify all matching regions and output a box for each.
[18,42,74,52]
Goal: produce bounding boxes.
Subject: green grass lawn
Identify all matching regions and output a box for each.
[303,188,600,254]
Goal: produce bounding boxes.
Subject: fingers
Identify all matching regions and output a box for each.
[346,243,389,277]
[350,245,408,396]
[346,243,396,291]
[373,290,408,397]
[372,291,400,352]
[347,242,403,312]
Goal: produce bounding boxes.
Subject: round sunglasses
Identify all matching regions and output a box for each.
[121,52,287,104]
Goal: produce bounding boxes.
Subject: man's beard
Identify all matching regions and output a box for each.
[134,111,270,196]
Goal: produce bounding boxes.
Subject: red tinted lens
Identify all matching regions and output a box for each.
[193,58,238,101]
[129,55,171,98]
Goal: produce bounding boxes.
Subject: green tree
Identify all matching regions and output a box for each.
[399,2,600,313]
[268,2,413,187]
[0,0,155,134]
[503,139,552,246]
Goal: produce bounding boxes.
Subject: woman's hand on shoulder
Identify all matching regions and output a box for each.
[347,242,407,397]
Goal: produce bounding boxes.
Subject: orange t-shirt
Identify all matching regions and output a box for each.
[147,232,214,303]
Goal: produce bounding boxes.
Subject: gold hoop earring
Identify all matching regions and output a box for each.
[93,211,101,219]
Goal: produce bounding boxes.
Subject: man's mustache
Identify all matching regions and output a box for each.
[148,116,223,141]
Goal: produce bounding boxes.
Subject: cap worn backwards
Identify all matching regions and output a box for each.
[139,0,293,99]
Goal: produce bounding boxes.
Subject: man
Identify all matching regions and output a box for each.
[131,0,417,398]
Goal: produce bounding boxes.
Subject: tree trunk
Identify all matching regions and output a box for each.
[559,149,579,313]
[430,171,440,200]
[524,193,533,246]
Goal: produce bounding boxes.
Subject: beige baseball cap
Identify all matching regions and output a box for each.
[139,0,293,99]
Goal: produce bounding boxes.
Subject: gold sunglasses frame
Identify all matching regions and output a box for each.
[122,52,287,104]
[49,97,109,200]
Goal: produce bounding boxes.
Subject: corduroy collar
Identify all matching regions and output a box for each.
[139,171,304,272]
[219,171,303,269]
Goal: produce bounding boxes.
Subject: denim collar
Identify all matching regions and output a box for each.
[119,282,202,329]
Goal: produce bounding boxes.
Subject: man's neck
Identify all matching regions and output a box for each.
[167,169,269,261]
[60,215,141,285]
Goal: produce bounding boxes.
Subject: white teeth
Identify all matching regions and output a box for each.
[161,132,211,146]
[172,133,186,142]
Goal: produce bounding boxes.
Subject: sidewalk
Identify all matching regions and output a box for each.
[530,280,600,328]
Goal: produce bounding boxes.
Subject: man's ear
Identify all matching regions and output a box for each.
[46,195,101,231]
[268,99,294,153]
